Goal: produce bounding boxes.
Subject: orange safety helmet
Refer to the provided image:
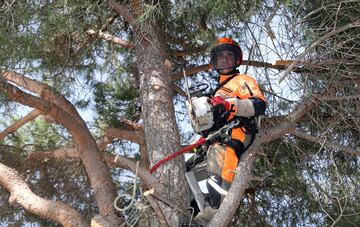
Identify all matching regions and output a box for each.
[210,37,243,72]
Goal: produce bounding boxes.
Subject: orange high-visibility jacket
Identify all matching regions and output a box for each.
[216,73,266,118]
[214,73,266,182]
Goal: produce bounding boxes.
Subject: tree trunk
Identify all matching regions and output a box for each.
[135,22,190,226]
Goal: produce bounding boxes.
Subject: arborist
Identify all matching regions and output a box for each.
[193,37,266,225]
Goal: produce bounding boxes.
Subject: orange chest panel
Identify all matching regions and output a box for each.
[217,74,265,101]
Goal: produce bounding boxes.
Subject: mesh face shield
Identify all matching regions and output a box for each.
[210,44,242,70]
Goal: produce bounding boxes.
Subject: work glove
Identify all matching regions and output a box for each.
[210,96,231,130]
[210,96,231,111]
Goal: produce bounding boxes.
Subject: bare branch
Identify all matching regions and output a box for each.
[105,127,148,168]
[106,154,154,188]
[291,130,359,156]
[0,109,42,140]
[25,147,79,160]
[320,94,360,102]
[24,147,155,188]
[91,214,116,227]
[171,61,289,81]
[86,29,133,48]
[105,127,144,145]
[118,119,144,131]
[264,2,281,40]
[143,194,169,227]
[0,162,88,226]
[172,64,211,81]
[279,20,360,84]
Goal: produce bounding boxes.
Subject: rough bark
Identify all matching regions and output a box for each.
[134,22,190,226]
[0,162,88,227]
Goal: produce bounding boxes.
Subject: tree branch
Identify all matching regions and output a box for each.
[24,147,155,188]
[143,194,169,227]
[105,127,148,168]
[320,94,360,102]
[0,79,122,225]
[86,29,133,48]
[24,147,171,226]
[105,127,144,145]
[1,71,83,123]
[171,61,289,81]
[264,2,280,40]
[0,162,88,226]
[91,214,115,227]
[109,0,135,25]
[0,109,42,140]
[208,142,260,226]
[291,129,359,155]
[278,20,360,83]
[130,0,143,16]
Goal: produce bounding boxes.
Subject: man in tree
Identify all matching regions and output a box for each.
[194,37,266,225]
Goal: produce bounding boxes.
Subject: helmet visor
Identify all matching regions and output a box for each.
[210,44,242,70]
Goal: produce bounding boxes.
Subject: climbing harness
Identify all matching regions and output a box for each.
[149,118,242,174]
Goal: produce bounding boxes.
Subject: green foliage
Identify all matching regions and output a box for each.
[93,76,139,127]
[0,0,359,225]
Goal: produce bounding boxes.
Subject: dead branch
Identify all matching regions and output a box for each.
[118,118,144,131]
[0,162,88,226]
[320,94,360,102]
[291,130,359,156]
[86,29,133,48]
[91,214,115,227]
[105,127,144,145]
[105,154,154,188]
[171,61,289,81]
[279,20,360,83]
[264,2,281,40]
[0,109,42,140]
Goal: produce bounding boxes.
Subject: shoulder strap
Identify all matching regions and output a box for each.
[211,74,238,96]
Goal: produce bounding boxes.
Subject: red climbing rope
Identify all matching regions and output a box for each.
[149,137,206,174]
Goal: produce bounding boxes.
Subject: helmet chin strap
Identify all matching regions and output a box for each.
[216,67,239,75]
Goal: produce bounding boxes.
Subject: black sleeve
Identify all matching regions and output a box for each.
[249,97,266,116]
